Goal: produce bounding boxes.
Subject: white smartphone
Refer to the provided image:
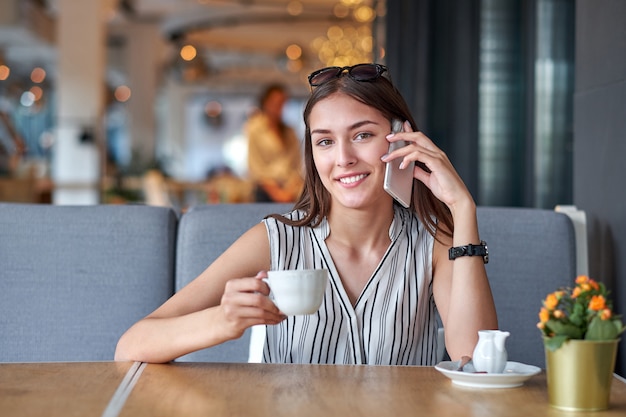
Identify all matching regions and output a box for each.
[383,119,414,208]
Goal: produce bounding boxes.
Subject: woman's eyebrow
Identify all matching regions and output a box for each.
[310,128,331,135]
[350,120,380,130]
[310,120,380,136]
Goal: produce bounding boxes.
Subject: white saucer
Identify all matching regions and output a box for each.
[435,361,541,388]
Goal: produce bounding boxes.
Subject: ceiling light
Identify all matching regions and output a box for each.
[311,24,373,67]
[180,45,197,61]
[285,44,302,60]
[31,67,46,84]
[0,65,9,81]
[30,86,43,101]
[333,4,350,18]
[354,5,375,23]
[287,1,303,16]
[20,91,35,107]
[114,85,132,102]
[340,0,363,6]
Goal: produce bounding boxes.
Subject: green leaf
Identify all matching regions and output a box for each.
[544,335,569,351]
[586,316,619,340]
[546,320,584,339]
[570,304,586,326]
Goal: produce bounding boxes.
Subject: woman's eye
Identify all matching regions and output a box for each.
[354,132,373,141]
[315,138,333,147]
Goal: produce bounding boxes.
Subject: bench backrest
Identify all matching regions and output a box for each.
[478,207,576,367]
[174,203,292,362]
[0,204,177,362]
[0,203,576,366]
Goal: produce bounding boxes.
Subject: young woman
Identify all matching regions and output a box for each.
[115,63,498,365]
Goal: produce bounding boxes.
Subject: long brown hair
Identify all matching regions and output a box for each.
[267,71,453,240]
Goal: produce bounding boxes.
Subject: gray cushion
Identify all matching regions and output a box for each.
[175,203,292,362]
[176,204,575,367]
[0,204,177,362]
[478,207,576,368]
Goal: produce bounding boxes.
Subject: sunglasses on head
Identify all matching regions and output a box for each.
[307,63,389,87]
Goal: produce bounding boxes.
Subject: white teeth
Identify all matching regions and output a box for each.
[339,174,367,184]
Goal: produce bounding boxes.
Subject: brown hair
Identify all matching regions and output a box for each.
[267,71,453,240]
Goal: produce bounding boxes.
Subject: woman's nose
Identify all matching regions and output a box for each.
[336,142,357,167]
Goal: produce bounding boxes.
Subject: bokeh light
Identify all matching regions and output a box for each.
[354,5,375,23]
[114,85,132,102]
[311,24,373,67]
[30,67,46,83]
[180,45,197,61]
[0,65,10,81]
[287,1,303,16]
[30,85,43,101]
[20,91,36,107]
[285,44,302,60]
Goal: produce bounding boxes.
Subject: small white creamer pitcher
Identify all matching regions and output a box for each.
[472,330,510,373]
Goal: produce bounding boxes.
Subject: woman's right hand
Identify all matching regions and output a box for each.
[218,271,286,340]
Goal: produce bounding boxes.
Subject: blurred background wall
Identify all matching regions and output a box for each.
[573,0,626,378]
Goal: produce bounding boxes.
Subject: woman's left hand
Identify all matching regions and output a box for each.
[382,121,472,212]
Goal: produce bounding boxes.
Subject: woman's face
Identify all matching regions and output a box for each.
[308,92,394,210]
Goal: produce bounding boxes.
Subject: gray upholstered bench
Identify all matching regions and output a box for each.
[0,203,576,367]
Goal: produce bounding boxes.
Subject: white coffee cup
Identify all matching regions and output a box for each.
[265,269,328,315]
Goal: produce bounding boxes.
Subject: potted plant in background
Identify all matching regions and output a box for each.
[538,275,625,411]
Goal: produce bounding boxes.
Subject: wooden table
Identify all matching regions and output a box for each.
[1,362,625,417]
[0,362,133,417]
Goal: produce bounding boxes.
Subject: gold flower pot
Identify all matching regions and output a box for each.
[545,339,619,411]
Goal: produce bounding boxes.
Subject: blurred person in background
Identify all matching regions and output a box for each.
[245,83,303,202]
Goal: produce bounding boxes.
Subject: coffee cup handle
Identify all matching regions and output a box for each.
[261,278,274,299]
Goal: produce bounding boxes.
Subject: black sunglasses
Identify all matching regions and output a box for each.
[307,63,389,87]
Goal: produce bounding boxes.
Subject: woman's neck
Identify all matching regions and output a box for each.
[325,204,395,251]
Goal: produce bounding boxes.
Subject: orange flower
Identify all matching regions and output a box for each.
[589,295,606,311]
[576,275,589,285]
[544,293,559,310]
[540,275,624,350]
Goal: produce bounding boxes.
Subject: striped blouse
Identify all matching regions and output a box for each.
[261,205,440,365]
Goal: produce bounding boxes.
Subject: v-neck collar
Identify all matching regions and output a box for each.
[311,206,408,312]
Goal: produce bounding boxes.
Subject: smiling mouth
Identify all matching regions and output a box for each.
[339,174,368,184]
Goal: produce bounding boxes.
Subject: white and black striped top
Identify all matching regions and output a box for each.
[261,205,439,365]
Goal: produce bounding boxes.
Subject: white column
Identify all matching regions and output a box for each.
[52,0,107,204]
[158,77,190,179]
[124,22,161,169]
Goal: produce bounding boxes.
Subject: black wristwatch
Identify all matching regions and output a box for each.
[448,240,489,264]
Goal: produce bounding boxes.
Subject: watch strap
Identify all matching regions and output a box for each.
[448,240,489,264]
